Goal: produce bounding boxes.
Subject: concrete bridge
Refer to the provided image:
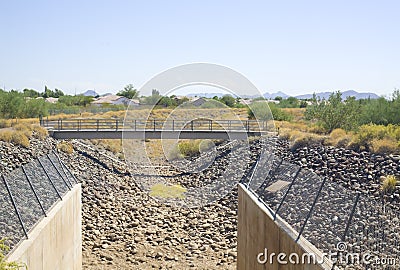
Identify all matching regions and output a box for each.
[40,118,268,139]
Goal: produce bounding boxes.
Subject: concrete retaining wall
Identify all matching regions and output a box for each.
[237,184,333,270]
[7,184,82,270]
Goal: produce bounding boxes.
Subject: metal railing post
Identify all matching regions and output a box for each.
[172,120,175,131]
[134,120,137,131]
[21,165,47,216]
[96,119,99,131]
[2,175,28,238]
[116,119,119,131]
[191,120,194,131]
[153,119,156,131]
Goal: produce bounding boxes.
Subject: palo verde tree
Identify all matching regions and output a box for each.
[117,84,139,99]
[305,91,361,133]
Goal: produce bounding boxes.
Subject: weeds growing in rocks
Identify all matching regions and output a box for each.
[0,239,26,270]
[381,175,398,193]
[57,141,74,154]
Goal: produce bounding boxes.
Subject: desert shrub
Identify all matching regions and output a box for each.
[0,120,8,128]
[0,131,13,142]
[10,132,30,148]
[290,134,325,151]
[0,238,27,269]
[371,138,399,155]
[57,141,74,154]
[381,175,398,193]
[198,139,214,153]
[166,144,184,161]
[278,128,291,140]
[327,128,353,148]
[12,124,32,138]
[31,125,48,139]
[307,124,326,134]
[305,91,361,132]
[179,140,200,157]
[351,124,400,152]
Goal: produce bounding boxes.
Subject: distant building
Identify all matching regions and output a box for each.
[45,97,58,104]
[191,97,207,107]
[238,99,253,106]
[91,95,132,106]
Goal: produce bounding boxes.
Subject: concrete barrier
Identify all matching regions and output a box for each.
[237,184,333,270]
[7,184,82,270]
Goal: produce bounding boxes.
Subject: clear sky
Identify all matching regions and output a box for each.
[1,0,399,96]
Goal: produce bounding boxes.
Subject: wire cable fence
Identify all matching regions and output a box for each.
[0,151,77,254]
[242,155,400,269]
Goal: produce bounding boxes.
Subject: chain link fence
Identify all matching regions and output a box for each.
[243,154,400,269]
[0,151,77,254]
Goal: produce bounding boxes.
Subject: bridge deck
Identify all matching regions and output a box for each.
[41,118,268,139]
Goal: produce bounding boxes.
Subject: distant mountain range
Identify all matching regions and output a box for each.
[263,91,290,99]
[187,90,380,100]
[292,90,380,100]
[186,92,237,98]
[82,90,99,97]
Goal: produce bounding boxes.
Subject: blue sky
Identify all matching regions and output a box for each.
[1,1,399,96]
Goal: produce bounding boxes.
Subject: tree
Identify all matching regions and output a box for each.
[23,88,40,98]
[305,91,361,132]
[117,84,139,99]
[42,86,64,98]
[144,89,162,105]
[220,95,236,107]
[248,101,292,121]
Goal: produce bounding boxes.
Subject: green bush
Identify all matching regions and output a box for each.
[305,91,361,132]
[0,238,27,269]
[248,101,292,121]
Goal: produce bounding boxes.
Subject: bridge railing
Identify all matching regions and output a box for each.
[40,118,268,132]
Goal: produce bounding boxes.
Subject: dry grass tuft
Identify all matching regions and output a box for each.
[149,183,187,199]
[290,134,325,151]
[381,175,398,193]
[10,131,30,148]
[371,138,399,155]
[57,141,74,154]
[327,128,353,148]
[0,130,13,142]
[31,125,48,139]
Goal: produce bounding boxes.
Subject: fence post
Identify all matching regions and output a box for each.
[134,120,137,131]
[96,119,99,131]
[116,119,119,131]
[172,120,175,131]
[191,120,194,131]
[153,119,156,131]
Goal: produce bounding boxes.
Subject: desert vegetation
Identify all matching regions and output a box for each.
[0,239,26,270]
